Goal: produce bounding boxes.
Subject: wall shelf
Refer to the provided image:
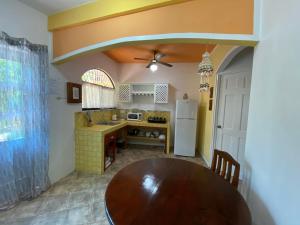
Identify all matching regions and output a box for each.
[131,91,154,96]
[118,83,168,104]
[127,135,164,142]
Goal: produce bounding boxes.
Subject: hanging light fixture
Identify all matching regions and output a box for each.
[150,63,158,72]
[198,51,214,76]
[199,75,209,92]
[198,49,214,92]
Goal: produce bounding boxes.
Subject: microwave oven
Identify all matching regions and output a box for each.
[127,112,142,121]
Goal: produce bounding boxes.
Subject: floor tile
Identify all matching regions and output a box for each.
[65,206,92,225]
[37,194,70,214]
[11,198,45,219]
[90,201,106,223]
[0,148,207,225]
[69,191,93,207]
[2,216,36,225]
[31,210,68,225]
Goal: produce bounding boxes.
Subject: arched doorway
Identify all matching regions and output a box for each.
[212,47,254,179]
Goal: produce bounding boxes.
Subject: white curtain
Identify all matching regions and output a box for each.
[0,32,49,210]
[82,83,116,108]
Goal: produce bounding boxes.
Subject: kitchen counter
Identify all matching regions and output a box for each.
[77,120,169,133]
[75,120,170,175]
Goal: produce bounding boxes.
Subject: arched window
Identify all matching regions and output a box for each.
[82,69,115,89]
[81,69,116,109]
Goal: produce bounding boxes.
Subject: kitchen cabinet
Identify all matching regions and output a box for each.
[118,83,168,104]
[104,132,117,170]
[126,125,168,153]
[154,83,168,103]
[118,84,132,103]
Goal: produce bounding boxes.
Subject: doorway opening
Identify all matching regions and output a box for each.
[212,47,254,178]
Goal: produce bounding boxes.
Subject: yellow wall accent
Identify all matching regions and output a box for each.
[48,0,191,31]
[198,45,237,163]
[52,0,254,58]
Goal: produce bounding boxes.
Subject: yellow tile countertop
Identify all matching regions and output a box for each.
[75,120,170,175]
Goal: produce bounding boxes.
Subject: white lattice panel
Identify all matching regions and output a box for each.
[154,84,168,104]
[118,84,131,103]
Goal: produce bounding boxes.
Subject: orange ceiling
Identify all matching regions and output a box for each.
[103,44,215,63]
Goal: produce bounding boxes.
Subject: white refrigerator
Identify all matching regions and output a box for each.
[174,99,198,157]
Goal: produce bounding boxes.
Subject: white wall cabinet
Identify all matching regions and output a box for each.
[118,84,132,103]
[118,83,168,104]
[154,83,169,104]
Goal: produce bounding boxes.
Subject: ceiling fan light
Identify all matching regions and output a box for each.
[150,63,158,72]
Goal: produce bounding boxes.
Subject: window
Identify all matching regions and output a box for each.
[81,69,116,109]
[0,58,24,142]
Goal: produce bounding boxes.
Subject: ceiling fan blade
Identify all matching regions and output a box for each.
[146,62,153,68]
[134,57,149,61]
[157,61,173,67]
[155,52,165,61]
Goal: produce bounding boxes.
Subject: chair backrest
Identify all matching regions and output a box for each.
[211,149,240,189]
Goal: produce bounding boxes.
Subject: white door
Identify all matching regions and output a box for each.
[215,71,251,174]
[174,119,197,157]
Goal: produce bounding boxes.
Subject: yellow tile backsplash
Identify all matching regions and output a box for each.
[75,129,104,174]
[75,109,115,128]
[75,109,171,128]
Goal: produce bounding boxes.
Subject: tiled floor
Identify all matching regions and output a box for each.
[0,147,206,225]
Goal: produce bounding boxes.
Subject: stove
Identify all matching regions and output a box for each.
[147,117,167,124]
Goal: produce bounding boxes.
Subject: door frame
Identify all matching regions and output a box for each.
[208,46,249,165]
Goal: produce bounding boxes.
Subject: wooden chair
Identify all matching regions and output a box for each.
[211,149,240,189]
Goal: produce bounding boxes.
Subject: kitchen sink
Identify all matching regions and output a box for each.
[97,121,121,126]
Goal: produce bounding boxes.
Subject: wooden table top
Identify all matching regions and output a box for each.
[105,158,251,225]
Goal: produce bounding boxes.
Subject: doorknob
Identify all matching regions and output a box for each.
[217,125,222,128]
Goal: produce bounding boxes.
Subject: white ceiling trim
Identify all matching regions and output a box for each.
[52,33,259,64]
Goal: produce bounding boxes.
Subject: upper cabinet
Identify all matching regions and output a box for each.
[118,83,168,104]
[154,83,168,104]
[118,84,132,103]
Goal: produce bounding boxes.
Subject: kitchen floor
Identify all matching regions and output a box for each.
[0,147,206,225]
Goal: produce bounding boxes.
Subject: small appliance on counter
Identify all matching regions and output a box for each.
[147,117,167,124]
[127,112,142,121]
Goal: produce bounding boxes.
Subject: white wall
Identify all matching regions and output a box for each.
[48,51,119,183]
[119,63,200,145]
[48,63,81,183]
[245,1,300,225]
[56,51,120,84]
[0,0,48,45]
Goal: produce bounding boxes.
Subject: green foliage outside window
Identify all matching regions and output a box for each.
[0,58,24,142]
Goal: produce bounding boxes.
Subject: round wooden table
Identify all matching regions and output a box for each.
[105,158,251,225]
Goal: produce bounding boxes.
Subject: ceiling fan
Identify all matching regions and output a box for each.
[134,50,173,71]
